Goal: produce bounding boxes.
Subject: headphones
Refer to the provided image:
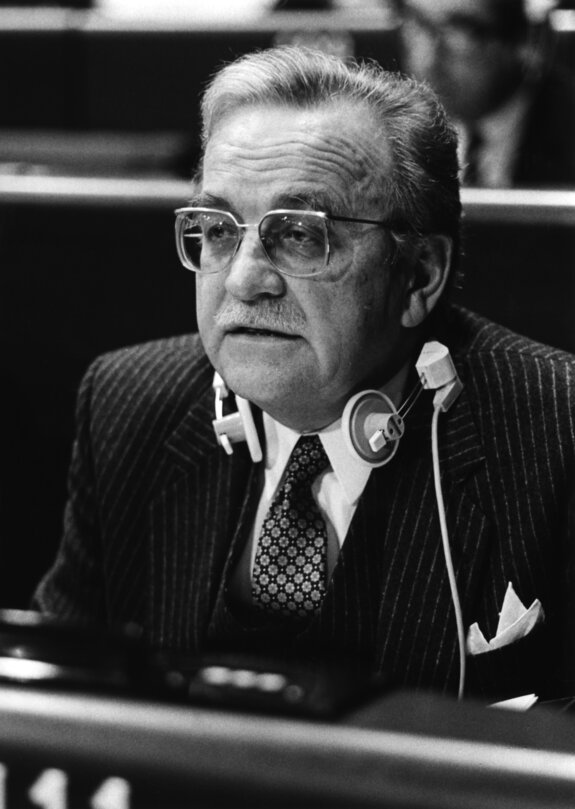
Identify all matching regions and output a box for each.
[212,340,466,696]
[212,373,263,463]
[211,340,462,466]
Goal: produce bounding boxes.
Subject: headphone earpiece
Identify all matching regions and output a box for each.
[212,342,461,468]
[342,390,404,468]
[212,373,263,463]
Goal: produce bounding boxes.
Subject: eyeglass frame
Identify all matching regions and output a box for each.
[174,206,409,279]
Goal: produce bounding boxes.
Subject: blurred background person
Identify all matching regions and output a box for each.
[392,0,575,187]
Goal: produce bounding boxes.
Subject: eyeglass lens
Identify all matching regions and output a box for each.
[179,210,329,276]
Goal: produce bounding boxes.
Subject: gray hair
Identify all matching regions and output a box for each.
[198,46,461,286]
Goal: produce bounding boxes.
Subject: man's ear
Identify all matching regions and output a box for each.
[401,235,452,329]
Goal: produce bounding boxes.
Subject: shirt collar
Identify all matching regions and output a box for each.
[262,411,371,506]
[260,361,411,506]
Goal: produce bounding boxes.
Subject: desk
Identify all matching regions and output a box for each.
[0,685,574,807]
[0,174,573,220]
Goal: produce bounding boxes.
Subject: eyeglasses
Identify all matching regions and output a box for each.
[174,207,402,278]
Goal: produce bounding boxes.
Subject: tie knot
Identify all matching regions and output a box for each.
[284,435,330,487]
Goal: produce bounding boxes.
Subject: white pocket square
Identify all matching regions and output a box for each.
[467,582,545,656]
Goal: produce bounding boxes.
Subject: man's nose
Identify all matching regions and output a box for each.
[224,230,285,301]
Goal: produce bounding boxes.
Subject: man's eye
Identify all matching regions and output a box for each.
[276,220,324,248]
[205,221,236,242]
[284,226,315,243]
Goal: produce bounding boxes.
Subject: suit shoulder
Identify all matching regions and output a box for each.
[94,333,207,377]
[447,307,575,379]
[446,307,575,445]
[441,309,575,496]
[79,333,213,442]
[88,333,211,401]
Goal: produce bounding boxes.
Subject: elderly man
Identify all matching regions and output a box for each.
[393,0,575,187]
[35,47,575,703]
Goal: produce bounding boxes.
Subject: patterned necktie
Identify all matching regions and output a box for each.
[252,435,330,618]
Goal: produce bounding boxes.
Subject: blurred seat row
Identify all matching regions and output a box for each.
[0,4,573,176]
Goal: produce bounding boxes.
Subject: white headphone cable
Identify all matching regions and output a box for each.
[431,403,466,700]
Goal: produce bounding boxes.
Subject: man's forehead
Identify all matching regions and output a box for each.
[202,103,389,209]
[195,187,341,211]
[206,103,379,151]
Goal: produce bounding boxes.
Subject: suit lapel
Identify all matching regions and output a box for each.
[143,385,257,652]
[306,386,493,691]
[374,386,492,691]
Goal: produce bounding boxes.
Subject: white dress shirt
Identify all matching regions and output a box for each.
[230,413,373,605]
[230,365,411,606]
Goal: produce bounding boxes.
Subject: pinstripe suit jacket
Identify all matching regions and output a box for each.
[34,306,575,701]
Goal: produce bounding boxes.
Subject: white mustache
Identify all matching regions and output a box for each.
[215,301,306,334]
